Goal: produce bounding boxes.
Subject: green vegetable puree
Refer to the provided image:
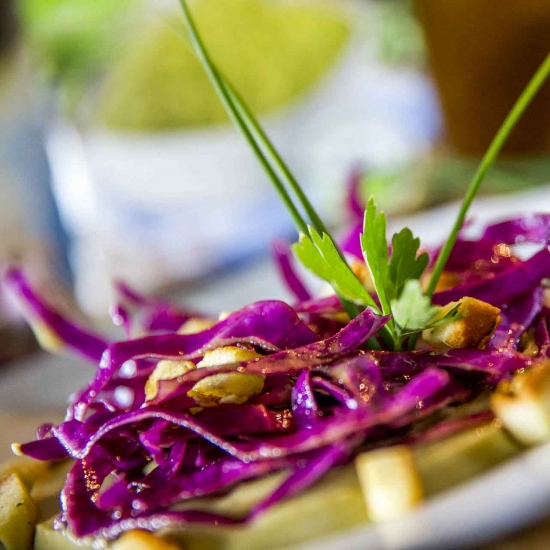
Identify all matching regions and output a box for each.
[98,0,350,131]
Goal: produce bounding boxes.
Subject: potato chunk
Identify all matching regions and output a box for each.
[423,296,501,349]
[491,360,550,445]
[355,445,423,522]
[0,473,38,550]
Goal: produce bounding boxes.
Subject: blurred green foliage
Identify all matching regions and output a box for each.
[99,0,350,130]
[19,0,137,106]
[19,0,350,130]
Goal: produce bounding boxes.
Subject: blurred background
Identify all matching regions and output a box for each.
[0,0,550,343]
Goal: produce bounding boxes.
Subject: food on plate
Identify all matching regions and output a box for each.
[3,2,550,548]
[422,296,501,349]
[4,208,550,549]
[491,360,550,445]
[355,445,424,522]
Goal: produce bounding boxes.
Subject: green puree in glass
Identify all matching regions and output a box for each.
[98,0,350,131]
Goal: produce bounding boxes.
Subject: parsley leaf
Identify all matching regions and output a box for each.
[389,228,429,298]
[360,198,430,318]
[292,228,378,309]
[392,280,462,341]
[391,280,439,331]
[360,198,391,314]
[360,197,438,348]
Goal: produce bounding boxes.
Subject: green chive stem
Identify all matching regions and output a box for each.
[178,0,366,317]
[221,78,361,317]
[221,79,331,236]
[426,52,550,298]
[178,0,308,235]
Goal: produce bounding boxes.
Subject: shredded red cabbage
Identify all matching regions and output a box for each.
[272,240,312,302]
[8,214,550,543]
[344,167,365,224]
[4,267,109,363]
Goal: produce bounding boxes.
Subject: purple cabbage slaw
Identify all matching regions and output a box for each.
[5,213,550,542]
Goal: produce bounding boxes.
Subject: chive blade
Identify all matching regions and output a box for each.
[426,52,550,298]
[178,0,365,318]
[177,0,308,235]
[219,76,354,267]
[222,80,361,317]
[221,78,330,236]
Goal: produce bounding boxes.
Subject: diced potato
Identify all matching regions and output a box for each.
[0,457,52,491]
[34,516,94,550]
[197,346,261,368]
[187,373,265,406]
[355,445,423,523]
[491,360,550,445]
[111,530,181,550]
[0,456,71,523]
[423,296,501,349]
[145,360,196,401]
[0,473,38,550]
[177,318,217,335]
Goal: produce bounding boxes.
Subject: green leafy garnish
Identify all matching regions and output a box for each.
[293,228,377,309]
[360,198,429,314]
[356,198,431,348]
[391,280,438,332]
[293,199,434,349]
[360,198,391,314]
[389,228,429,299]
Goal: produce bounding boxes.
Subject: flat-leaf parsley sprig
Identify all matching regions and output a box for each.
[293,201,446,350]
